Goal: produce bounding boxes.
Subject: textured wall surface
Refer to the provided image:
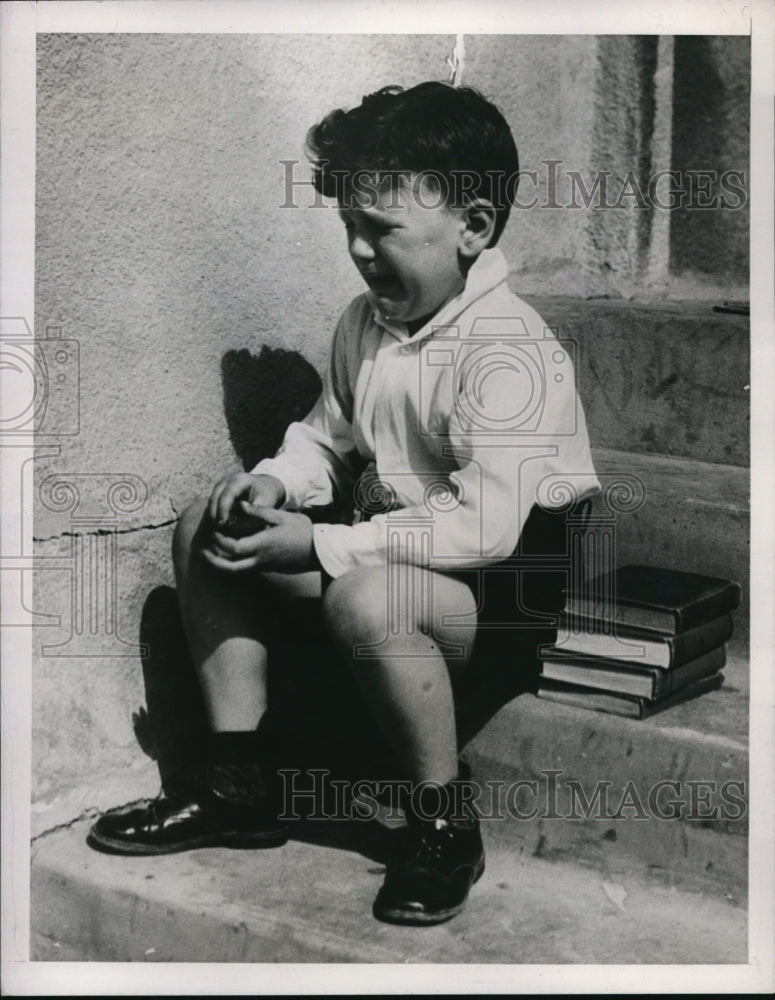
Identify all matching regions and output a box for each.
[530,298,749,466]
[670,35,750,288]
[33,33,750,827]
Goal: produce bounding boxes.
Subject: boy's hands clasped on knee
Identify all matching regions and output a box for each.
[208,471,286,524]
[203,471,316,573]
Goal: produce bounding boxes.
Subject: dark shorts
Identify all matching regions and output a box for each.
[448,504,575,671]
[318,502,579,678]
[318,502,578,623]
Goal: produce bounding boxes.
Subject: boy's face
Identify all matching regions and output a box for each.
[339,173,468,328]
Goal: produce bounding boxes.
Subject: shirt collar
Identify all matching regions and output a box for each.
[369,247,510,342]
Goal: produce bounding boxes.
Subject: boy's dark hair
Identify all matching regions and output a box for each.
[307,81,520,246]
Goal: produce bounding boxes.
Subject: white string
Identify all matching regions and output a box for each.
[446,34,466,88]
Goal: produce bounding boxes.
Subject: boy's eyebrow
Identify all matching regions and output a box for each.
[337,204,405,225]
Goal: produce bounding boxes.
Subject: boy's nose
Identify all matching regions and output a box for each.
[349,233,375,262]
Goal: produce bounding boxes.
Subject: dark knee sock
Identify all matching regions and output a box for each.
[207,731,265,765]
[207,713,274,765]
[204,726,279,805]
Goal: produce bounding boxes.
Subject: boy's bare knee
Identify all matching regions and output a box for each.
[172,495,209,563]
[322,568,390,649]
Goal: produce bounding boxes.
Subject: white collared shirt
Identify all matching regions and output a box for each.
[252,248,600,578]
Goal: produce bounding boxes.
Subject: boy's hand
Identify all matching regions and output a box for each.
[208,472,286,529]
[202,505,317,574]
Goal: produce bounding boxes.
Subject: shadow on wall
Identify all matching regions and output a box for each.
[132,586,209,794]
[221,346,322,471]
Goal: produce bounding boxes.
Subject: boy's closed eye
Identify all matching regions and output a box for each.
[340,212,401,236]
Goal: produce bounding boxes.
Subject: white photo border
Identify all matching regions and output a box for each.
[2,0,773,994]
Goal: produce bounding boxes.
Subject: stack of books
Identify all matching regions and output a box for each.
[537,565,741,719]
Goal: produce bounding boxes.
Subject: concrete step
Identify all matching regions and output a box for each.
[460,646,748,904]
[31,818,746,964]
[29,654,749,964]
[528,296,749,468]
[590,447,749,639]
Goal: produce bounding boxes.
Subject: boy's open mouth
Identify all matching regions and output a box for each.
[364,273,403,299]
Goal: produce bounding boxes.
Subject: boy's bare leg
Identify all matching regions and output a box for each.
[322,564,477,786]
[87,497,314,855]
[173,497,320,731]
[324,563,484,925]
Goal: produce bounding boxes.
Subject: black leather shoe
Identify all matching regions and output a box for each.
[87,763,288,856]
[373,808,485,925]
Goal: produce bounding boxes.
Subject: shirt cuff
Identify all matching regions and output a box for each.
[312,522,385,578]
[250,457,305,510]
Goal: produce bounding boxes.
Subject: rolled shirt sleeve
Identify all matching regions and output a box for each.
[250,316,360,512]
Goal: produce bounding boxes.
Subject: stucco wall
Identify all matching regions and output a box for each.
[32,33,750,829]
[670,35,750,286]
[35,33,621,510]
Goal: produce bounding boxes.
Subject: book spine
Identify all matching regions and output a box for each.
[536,682,642,718]
[555,612,734,666]
[538,668,725,719]
[652,645,727,699]
[640,671,725,717]
[563,599,675,632]
[553,623,667,667]
[675,586,742,630]
[540,661,654,698]
[668,615,733,665]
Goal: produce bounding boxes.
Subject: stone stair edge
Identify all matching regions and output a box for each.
[523,294,750,324]
[521,296,749,469]
[588,445,749,636]
[30,818,749,965]
[473,646,748,741]
[592,445,749,493]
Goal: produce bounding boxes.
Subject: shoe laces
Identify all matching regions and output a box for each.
[141,790,181,826]
[409,819,456,868]
[143,764,200,821]
[206,762,268,802]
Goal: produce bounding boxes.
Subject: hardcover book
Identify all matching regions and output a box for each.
[539,644,726,701]
[563,565,741,635]
[536,671,725,720]
[548,613,733,669]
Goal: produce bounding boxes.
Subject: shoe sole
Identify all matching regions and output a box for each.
[86,827,288,856]
[373,858,486,926]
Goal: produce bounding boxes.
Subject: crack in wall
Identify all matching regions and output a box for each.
[31,799,151,845]
[33,515,179,544]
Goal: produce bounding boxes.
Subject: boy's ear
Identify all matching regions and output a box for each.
[459,199,497,258]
